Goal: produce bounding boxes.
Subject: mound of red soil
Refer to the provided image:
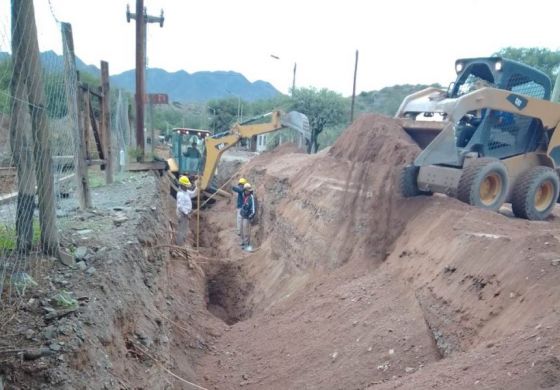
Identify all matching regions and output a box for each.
[329,114,419,164]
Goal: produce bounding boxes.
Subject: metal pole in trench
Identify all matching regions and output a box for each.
[196,189,201,249]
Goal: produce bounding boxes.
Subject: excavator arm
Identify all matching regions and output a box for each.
[199,110,309,190]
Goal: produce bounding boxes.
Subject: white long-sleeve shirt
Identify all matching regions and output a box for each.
[176,187,198,216]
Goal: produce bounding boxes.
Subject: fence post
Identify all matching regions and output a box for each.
[81,87,92,163]
[12,0,59,256]
[62,22,91,209]
[9,15,35,252]
[100,61,113,184]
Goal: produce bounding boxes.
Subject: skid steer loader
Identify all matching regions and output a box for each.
[396,57,560,220]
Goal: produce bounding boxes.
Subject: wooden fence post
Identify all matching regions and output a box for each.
[100,61,113,184]
[12,0,59,256]
[62,22,91,209]
[8,26,35,252]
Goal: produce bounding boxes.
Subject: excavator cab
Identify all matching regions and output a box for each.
[171,128,211,177]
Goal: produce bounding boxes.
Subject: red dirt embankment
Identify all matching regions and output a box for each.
[191,113,560,389]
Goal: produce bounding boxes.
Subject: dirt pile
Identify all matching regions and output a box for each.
[193,114,560,389]
[328,114,418,164]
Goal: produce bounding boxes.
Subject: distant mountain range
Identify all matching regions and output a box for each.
[110,68,280,102]
[0,50,280,103]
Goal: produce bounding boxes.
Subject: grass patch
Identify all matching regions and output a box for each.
[0,220,41,250]
[88,169,106,188]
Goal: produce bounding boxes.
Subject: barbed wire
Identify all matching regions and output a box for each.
[48,0,61,24]
[0,90,46,111]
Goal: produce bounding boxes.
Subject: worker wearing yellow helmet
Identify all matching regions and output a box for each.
[232,177,248,236]
[176,175,198,246]
[240,182,256,251]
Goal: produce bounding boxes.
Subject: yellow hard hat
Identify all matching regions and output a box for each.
[239,177,248,185]
[179,176,191,186]
[243,183,253,191]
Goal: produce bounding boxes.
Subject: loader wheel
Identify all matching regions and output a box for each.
[400,165,432,197]
[457,158,509,211]
[511,166,559,220]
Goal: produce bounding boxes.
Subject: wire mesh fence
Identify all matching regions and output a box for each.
[0,1,127,305]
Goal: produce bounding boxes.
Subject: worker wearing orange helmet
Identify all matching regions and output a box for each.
[232,177,248,236]
[176,175,198,246]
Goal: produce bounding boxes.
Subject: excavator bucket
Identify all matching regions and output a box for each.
[281,111,311,143]
[397,118,446,149]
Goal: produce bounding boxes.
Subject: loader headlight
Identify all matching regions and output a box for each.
[455,62,463,73]
[494,61,503,71]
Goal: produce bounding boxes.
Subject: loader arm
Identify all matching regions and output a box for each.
[199,110,309,190]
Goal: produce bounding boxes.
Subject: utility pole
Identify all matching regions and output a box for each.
[126,1,164,161]
[350,50,359,122]
[292,62,297,96]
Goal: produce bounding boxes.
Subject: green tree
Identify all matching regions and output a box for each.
[289,87,348,152]
[0,58,11,114]
[247,95,291,117]
[43,72,67,118]
[355,84,440,117]
[494,47,560,80]
[208,97,242,133]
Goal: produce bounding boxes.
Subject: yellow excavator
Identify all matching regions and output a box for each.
[396,57,560,220]
[162,110,310,197]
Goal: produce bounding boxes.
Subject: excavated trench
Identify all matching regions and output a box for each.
[7,117,560,390]
[205,262,254,325]
[179,115,560,390]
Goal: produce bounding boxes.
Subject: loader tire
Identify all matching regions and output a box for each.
[511,166,559,221]
[457,158,509,211]
[400,165,431,197]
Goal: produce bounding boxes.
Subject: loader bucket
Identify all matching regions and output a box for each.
[397,118,446,149]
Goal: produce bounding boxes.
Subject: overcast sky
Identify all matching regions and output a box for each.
[1,0,559,96]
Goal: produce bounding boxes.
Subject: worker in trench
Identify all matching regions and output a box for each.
[240,182,256,251]
[232,177,248,236]
[176,175,198,246]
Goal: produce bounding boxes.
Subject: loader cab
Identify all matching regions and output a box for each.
[450,57,552,161]
[171,128,211,176]
[451,57,551,99]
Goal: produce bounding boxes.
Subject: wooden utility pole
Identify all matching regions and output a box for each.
[350,50,359,122]
[292,62,297,96]
[62,22,91,209]
[126,1,164,161]
[12,0,59,256]
[134,0,145,160]
[100,61,113,184]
